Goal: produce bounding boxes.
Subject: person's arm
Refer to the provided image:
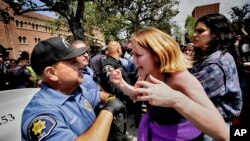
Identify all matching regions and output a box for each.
[134,74,229,141]
[108,68,136,100]
[28,76,38,87]
[24,67,38,87]
[77,92,125,141]
[76,110,113,141]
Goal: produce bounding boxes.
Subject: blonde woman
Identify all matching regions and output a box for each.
[108,27,229,141]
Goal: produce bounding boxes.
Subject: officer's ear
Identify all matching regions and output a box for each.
[43,66,59,81]
[117,47,122,54]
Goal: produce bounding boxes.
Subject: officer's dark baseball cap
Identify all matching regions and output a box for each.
[31,37,89,75]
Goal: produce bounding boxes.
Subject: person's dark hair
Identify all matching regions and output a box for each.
[17,56,28,64]
[20,51,30,60]
[194,13,234,62]
[90,45,102,56]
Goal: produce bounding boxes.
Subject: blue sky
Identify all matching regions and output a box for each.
[32,0,56,17]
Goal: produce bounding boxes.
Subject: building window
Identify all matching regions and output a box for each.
[34,38,41,44]
[36,24,38,30]
[20,21,23,28]
[28,22,31,29]
[42,25,45,32]
[24,22,27,29]
[23,37,26,43]
[32,23,35,30]
[18,36,27,44]
[18,36,22,43]
[16,20,20,27]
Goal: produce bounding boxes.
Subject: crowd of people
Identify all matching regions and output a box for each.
[0,51,41,90]
[0,13,250,141]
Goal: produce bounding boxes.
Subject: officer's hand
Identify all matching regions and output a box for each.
[103,95,126,117]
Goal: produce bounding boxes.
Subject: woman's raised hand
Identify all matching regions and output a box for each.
[108,68,123,86]
[134,75,180,107]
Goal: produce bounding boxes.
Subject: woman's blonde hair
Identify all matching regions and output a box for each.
[131,27,192,73]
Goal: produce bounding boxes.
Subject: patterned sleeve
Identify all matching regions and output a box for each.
[192,63,226,98]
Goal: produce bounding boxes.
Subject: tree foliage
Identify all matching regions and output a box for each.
[229,3,250,35]
[171,24,183,44]
[2,0,179,43]
[95,0,180,43]
[0,2,14,24]
[184,15,196,41]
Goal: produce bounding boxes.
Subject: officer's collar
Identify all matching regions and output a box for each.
[40,83,83,105]
[107,55,120,62]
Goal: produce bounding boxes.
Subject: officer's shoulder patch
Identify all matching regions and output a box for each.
[84,99,93,112]
[27,115,56,141]
[103,65,113,73]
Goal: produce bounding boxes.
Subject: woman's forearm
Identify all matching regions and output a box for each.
[117,79,136,100]
[172,93,229,141]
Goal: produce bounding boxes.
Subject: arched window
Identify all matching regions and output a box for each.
[35,24,38,30]
[34,38,37,44]
[20,21,23,28]
[41,25,45,31]
[18,36,27,44]
[24,22,27,28]
[18,36,22,43]
[23,37,26,43]
[28,22,31,29]
[16,20,20,27]
[32,23,35,30]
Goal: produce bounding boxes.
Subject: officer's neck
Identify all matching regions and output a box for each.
[108,53,120,60]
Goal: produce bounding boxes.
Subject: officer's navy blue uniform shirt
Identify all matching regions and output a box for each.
[21,83,101,141]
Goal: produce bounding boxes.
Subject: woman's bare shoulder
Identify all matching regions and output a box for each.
[167,70,201,89]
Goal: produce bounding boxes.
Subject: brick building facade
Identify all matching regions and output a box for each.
[0,1,105,59]
[0,3,70,59]
[192,3,220,20]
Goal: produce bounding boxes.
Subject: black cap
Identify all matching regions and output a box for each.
[31,37,89,75]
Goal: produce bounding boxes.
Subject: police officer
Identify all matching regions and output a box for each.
[99,41,133,141]
[100,41,131,102]
[71,40,99,91]
[21,37,125,141]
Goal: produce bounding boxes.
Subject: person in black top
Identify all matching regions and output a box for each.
[100,41,131,103]
[99,41,133,141]
[10,57,37,88]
